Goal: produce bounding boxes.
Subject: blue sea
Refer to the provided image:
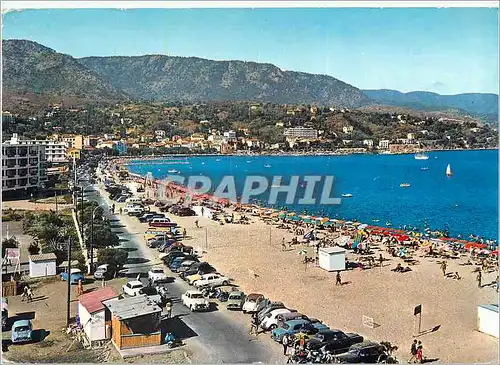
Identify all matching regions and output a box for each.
[127,150,498,241]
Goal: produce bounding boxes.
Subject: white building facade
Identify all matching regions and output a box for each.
[284,127,318,139]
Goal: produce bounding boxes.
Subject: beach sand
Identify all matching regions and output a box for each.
[109,179,499,363]
[173,214,498,363]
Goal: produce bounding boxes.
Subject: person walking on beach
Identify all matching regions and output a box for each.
[201,207,205,217]
[165,301,172,319]
[183,228,187,237]
[408,340,418,363]
[477,270,482,288]
[496,275,499,293]
[336,271,342,286]
[249,313,259,336]
[441,261,447,276]
[416,344,423,363]
[282,332,291,355]
[195,220,199,228]
[119,207,123,215]
[379,254,384,267]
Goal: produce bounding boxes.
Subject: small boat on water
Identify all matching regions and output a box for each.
[446,164,453,177]
[167,169,180,174]
[341,193,353,198]
[415,153,429,160]
[421,167,429,170]
[372,219,380,222]
[264,164,271,168]
[400,183,411,187]
[216,159,221,162]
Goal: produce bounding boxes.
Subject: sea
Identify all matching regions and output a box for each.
[127,150,498,241]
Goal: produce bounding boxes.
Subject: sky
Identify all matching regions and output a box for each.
[2,7,499,94]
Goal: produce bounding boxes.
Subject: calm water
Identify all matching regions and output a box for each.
[128,150,498,240]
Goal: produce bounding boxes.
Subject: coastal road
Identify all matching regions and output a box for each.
[79,178,282,363]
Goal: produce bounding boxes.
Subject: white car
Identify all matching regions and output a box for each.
[148,267,168,283]
[242,293,267,314]
[260,308,292,331]
[181,290,210,312]
[193,273,230,288]
[122,280,144,296]
[123,204,144,215]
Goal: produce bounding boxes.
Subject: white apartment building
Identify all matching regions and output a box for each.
[284,127,318,139]
[223,130,237,141]
[363,139,374,148]
[2,134,48,195]
[378,140,390,149]
[27,139,68,163]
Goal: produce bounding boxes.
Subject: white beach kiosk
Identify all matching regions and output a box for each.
[318,246,346,272]
[477,304,499,338]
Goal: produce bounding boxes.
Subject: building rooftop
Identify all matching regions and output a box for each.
[319,246,346,254]
[29,253,57,262]
[79,287,119,314]
[105,295,162,320]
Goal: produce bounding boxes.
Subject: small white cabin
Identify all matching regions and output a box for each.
[477,304,499,338]
[29,253,57,278]
[318,246,346,272]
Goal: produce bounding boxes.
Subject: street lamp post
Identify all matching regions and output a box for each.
[80,184,94,236]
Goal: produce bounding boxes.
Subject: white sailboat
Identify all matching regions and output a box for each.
[446,164,453,177]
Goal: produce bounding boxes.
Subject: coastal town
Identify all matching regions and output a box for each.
[2,3,499,365]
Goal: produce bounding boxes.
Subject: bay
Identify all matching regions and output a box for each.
[128,150,498,241]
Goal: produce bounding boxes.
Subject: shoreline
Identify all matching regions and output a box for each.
[107,147,498,164]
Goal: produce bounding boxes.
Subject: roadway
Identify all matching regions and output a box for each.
[78,176,282,363]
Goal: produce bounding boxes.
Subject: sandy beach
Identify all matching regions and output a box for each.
[101,175,499,363]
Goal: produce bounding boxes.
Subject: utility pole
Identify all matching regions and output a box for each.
[90,215,94,273]
[66,238,72,327]
[54,190,58,213]
[205,227,208,250]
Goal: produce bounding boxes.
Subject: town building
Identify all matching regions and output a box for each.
[52,134,83,150]
[29,253,57,278]
[105,295,162,351]
[284,127,318,139]
[78,287,120,344]
[68,148,81,160]
[83,135,99,148]
[363,139,374,148]
[342,126,354,134]
[378,140,390,149]
[223,130,237,142]
[2,134,48,197]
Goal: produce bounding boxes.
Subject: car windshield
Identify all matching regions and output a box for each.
[230,295,242,300]
[281,323,290,330]
[191,293,203,299]
[15,326,30,332]
[152,269,163,273]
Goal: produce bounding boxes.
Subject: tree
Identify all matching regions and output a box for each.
[97,248,128,274]
[28,242,41,255]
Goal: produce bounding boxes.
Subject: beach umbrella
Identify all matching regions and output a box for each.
[358,224,368,230]
[297,249,308,255]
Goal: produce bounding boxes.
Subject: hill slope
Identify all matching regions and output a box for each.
[363,89,498,122]
[78,55,371,107]
[2,39,128,100]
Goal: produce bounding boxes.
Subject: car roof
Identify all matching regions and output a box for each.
[247,293,264,299]
[270,308,291,315]
[151,267,164,271]
[351,341,380,349]
[284,319,310,326]
[228,291,244,296]
[13,320,31,327]
[185,290,203,295]
[127,280,143,285]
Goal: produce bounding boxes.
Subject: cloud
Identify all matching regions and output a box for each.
[431,81,445,88]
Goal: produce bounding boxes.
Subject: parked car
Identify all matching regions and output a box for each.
[138,213,156,223]
[260,308,294,331]
[123,204,144,215]
[271,319,311,343]
[181,290,210,312]
[175,260,198,273]
[171,259,197,273]
[226,291,245,310]
[162,252,186,265]
[193,273,230,288]
[148,267,168,283]
[94,264,114,280]
[242,293,267,314]
[180,262,216,279]
[149,218,176,227]
[61,268,85,284]
[306,330,364,353]
[11,320,33,344]
[334,341,386,363]
[122,280,144,296]
[257,301,285,322]
[276,312,309,328]
[168,255,199,270]
[177,207,196,216]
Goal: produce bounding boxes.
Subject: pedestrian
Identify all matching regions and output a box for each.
[249,314,258,336]
[21,285,28,302]
[165,302,172,319]
[477,270,482,288]
[195,220,199,228]
[201,207,205,216]
[441,261,447,276]
[183,228,187,237]
[408,339,418,363]
[379,254,384,267]
[77,279,84,296]
[27,286,33,302]
[282,332,290,355]
[281,241,287,251]
[496,275,499,293]
[119,207,123,215]
[416,345,423,363]
[336,271,342,286]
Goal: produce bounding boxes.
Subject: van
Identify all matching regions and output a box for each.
[94,264,114,280]
[125,197,143,205]
[149,218,176,227]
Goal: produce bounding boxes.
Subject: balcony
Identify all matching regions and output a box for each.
[18,178,28,187]
[5,161,16,168]
[29,177,38,185]
[5,181,17,189]
[6,172,16,178]
[29,159,38,165]
[29,150,39,156]
[18,147,28,157]
[18,168,28,177]
[29,168,38,176]
[18,159,28,167]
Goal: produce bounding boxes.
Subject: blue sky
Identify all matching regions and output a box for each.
[2,7,499,94]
